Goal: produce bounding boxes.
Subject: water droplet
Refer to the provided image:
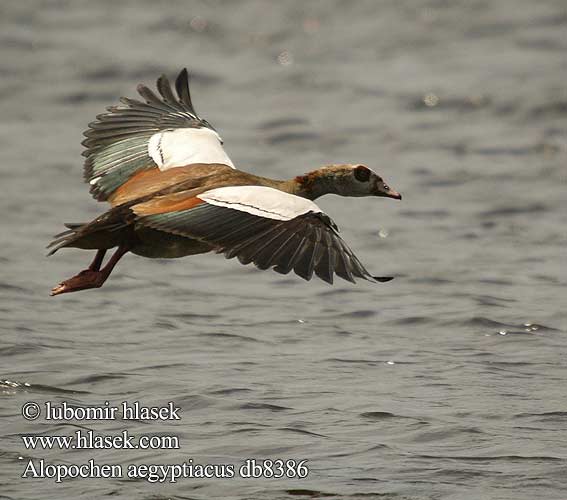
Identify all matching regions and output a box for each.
[303,18,320,33]
[277,50,294,66]
[467,94,488,107]
[423,93,439,107]
[190,16,208,32]
[498,330,507,335]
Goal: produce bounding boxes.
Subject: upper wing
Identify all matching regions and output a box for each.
[83,68,235,202]
[132,186,392,284]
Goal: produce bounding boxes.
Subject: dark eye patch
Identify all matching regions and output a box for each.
[354,165,370,182]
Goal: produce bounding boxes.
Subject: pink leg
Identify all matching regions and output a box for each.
[51,246,129,296]
[88,249,107,271]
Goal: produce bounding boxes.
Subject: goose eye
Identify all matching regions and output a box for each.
[354,166,370,182]
[383,184,389,190]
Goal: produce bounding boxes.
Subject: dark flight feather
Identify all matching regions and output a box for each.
[137,202,384,285]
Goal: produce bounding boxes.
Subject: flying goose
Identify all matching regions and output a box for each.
[49,69,401,296]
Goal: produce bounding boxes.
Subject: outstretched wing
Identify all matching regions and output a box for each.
[83,68,234,202]
[131,186,393,284]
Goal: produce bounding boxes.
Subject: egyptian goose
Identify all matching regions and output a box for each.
[49,69,401,296]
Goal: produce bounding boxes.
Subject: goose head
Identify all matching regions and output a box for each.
[296,164,401,200]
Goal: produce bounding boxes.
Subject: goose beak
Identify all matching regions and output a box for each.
[387,189,402,200]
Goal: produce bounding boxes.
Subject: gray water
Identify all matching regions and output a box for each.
[1,1,566,499]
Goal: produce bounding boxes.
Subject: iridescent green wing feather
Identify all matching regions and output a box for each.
[82,69,213,201]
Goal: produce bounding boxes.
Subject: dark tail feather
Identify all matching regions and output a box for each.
[48,205,133,256]
[47,219,128,256]
[52,223,85,239]
[64,222,84,230]
[47,223,87,255]
[373,276,394,282]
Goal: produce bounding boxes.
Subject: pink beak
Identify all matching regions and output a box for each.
[386,188,402,200]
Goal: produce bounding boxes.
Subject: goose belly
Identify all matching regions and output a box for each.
[132,227,213,259]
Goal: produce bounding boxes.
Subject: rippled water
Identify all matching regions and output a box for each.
[1,0,566,498]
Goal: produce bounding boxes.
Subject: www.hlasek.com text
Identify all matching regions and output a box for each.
[22,429,179,450]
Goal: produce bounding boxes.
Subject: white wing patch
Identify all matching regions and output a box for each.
[198,186,322,221]
[148,128,235,171]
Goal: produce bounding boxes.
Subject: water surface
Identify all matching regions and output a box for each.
[1,1,566,499]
